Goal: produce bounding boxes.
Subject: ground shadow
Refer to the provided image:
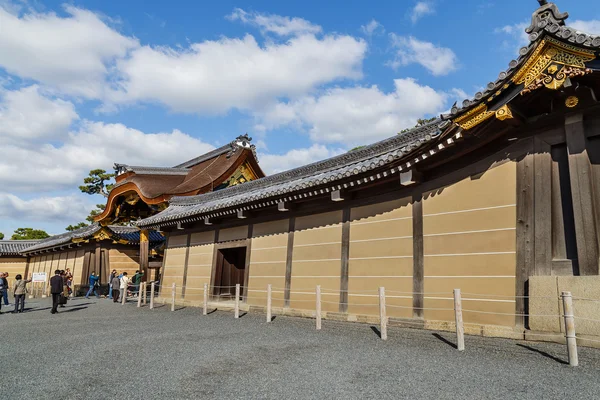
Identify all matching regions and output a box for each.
[61,306,88,313]
[174,306,187,311]
[238,312,248,318]
[432,333,458,349]
[20,307,52,313]
[270,316,276,322]
[516,344,568,365]
[206,309,217,315]
[370,326,382,338]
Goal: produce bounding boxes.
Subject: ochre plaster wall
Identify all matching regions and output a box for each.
[0,257,29,288]
[348,200,413,318]
[422,161,517,327]
[183,231,215,302]
[290,211,343,312]
[160,234,188,300]
[247,219,289,308]
[108,247,139,277]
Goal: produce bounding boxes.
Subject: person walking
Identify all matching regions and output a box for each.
[108,269,117,299]
[120,272,130,301]
[50,270,63,314]
[111,273,121,303]
[12,274,32,313]
[1,272,9,306]
[85,272,100,299]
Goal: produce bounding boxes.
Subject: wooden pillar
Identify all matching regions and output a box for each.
[412,194,424,319]
[181,234,191,299]
[140,229,150,282]
[339,208,350,313]
[516,150,535,328]
[565,113,599,275]
[284,217,295,307]
[94,243,101,284]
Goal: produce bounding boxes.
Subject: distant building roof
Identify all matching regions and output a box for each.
[0,240,40,256]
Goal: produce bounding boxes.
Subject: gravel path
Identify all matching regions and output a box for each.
[1,297,599,399]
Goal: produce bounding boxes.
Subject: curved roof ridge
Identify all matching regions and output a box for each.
[167,119,444,207]
[445,1,600,120]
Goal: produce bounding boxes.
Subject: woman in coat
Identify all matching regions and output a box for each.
[12,274,32,313]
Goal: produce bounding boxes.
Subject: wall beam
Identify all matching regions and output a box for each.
[284,217,295,307]
[339,208,351,313]
[412,194,424,319]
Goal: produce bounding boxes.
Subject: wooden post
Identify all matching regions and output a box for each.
[203,283,208,316]
[171,283,176,312]
[379,287,387,341]
[121,284,126,305]
[562,291,578,367]
[150,282,155,310]
[142,282,147,305]
[137,284,143,308]
[454,289,465,351]
[316,285,322,330]
[140,229,150,283]
[266,284,272,323]
[234,283,240,319]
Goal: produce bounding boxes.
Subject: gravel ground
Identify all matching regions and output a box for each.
[1,297,599,400]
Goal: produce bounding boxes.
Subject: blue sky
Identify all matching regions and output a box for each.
[1,0,599,237]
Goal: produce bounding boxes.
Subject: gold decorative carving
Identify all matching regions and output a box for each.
[565,96,579,108]
[93,228,113,242]
[495,104,513,121]
[513,37,594,94]
[453,103,495,130]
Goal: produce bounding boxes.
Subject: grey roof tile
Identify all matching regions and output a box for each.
[0,240,39,256]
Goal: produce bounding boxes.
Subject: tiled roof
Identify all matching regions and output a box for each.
[137,120,447,228]
[21,224,164,254]
[0,240,39,256]
[444,1,600,120]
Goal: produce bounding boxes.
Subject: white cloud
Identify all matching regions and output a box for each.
[411,2,434,24]
[495,21,529,51]
[360,19,384,36]
[256,78,448,146]
[0,5,139,98]
[110,34,366,113]
[0,193,91,222]
[227,8,322,36]
[388,35,458,76]
[0,121,215,192]
[570,20,600,35]
[259,144,344,174]
[0,85,78,142]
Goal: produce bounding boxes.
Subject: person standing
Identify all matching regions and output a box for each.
[111,273,121,303]
[120,272,130,301]
[108,269,117,299]
[2,272,9,306]
[65,268,73,297]
[85,272,100,299]
[132,270,144,298]
[0,274,6,314]
[12,274,32,313]
[50,270,63,314]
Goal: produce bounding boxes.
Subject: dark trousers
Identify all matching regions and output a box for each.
[113,289,120,303]
[14,294,25,313]
[3,289,8,305]
[51,293,61,313]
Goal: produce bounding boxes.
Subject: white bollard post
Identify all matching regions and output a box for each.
[137,284,143,308]
[267,284,272,323]
[142,282,147,305]
[234,284,240,319]
[42,281,47,298]
[316,285,322,330]
[203,283,208,316]
[150,282,155,310]
[379,287,387,341]
[453,288,465,351]
[562,291,578,367]
[171,283,176,312]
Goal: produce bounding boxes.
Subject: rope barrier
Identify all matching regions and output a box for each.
[573,297,600,302]
[462,309,561,317]
[572,316,600,323]
[460,292,560,299]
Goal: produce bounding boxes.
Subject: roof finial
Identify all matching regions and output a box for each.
[537,0,548,5]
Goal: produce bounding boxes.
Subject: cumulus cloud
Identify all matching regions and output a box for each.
[388,34,458,76]
[569,20,600,35]
[0,85,78,142]
[255,78,449,146]
[259,145,344,174]
[360,19,384,37]
[411,2,434,24]
[0,5,139,98]
[0,193,92,222]
[227,8,322,36]
[110,34,366,114]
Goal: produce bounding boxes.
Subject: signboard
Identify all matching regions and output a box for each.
[32,272,47,283]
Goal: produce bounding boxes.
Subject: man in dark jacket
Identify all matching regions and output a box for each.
[50,270,63,314]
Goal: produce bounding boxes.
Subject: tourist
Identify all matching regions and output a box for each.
[111,272,121,303]
[12,274,32,313]
[59,270,68,308]
[85,272,100,299]
[0,274,6,314]
[2,272,9,306]
[120,272,130,300]
[50,270,63,314]
[132,270,144,297]
[65,268,73,297]
[108,269,117,299]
